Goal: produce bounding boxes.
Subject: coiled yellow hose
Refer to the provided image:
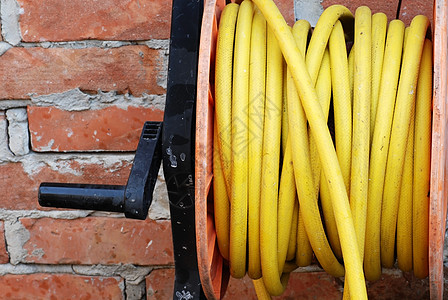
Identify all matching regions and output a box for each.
[213,2,432,299]
[215,3,238,195]
[214,2,239,262]
[259,25,287,295]
[381,15,429,268]
[321,19,351,261]
[229,0,253,278]
[364,19,405,281]
[351,6,371,262]
[290,20,313,268]
[396,27,413,273]
[397,100,415,272]
[370,13,387,140]
[413,38,432,279]
[248,6,266,280]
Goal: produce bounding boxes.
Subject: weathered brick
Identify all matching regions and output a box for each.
[322,0,400,22]
[146,269,342,299]
[18,0,172,42]
[223,272,342,299]
[398,0,433,27]
[0,158,132,210]
[146,268,175,299]
[0,222,9,264]
[367,271,430,299]
[0,274,123,300]
[20,217,173,265]
[275,0,295,26]
[28,106,164,152]
[17,0,293,42]
[146,268,441,299]
[0,46,165,100]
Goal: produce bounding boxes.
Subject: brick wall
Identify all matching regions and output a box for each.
[0,0,441,299]
[0,0,171,298]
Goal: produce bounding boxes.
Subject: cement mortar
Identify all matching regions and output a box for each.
[6,108,29,156]
[30,89,166,112]
[1,0,22,45]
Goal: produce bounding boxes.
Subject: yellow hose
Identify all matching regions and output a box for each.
[292,19,311,74]
[253,278,272,300]
[288,47,345,278]
[413,39,432,279]
[213,118,230,261]
[348,46,354,101]
[306,5,354,85]
[277,138,297,273]
[259,25,287,296]
[343,8,371,299]
[215,3,239,194]
[282,60,289,155]
[370,13,387,139]
[251,1,367,298]
[214,1,239,263]
[364,19,405,281]
[287,200,299,261]
[397,104,415,272]
[350,5,371,262]
[320,19,351,260]
[291,20,313,269]
[277,29,294,276]
[308,49,331,197]
[329,19,352,194]
[319,175,343,259]
[293,5,347,277]
[229,0,253,278]
[381,15,429,268]
[396,26,413,273]
[306,6,351,197]
[248,7,266,280]
[296,209,313,267]
[213,2,433,298]
[287,55,314,267]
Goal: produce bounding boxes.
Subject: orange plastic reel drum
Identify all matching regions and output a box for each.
[195,0,231,299]
[429,0,448,299]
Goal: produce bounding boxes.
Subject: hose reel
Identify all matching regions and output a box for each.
[37,0,448,299]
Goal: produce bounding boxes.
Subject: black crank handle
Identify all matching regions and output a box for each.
[38,182,126,213]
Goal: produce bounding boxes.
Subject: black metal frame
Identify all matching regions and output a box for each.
[162,0,205,299]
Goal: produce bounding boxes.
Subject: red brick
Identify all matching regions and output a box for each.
[28,106,164,152]
[0,46,165,100]
[0,274,123,300]
[0,222,9,264]
[367,272,430,299]
[18,0,171,42]
[398,0,433,27]
[0,159,132,210]
[322,0,400,22]
[146,268,175,299]
[146,269,341,299]
[146,268,443,299]
[275,0,295,26]
[21,217,173,265]
[224,272,342,299]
